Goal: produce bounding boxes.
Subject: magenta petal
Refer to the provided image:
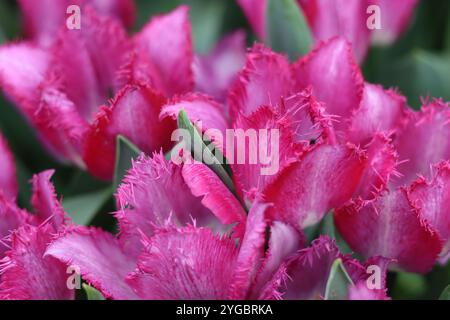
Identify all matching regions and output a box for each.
[335,189,443,273]
[83,84,174,180]
[394,100,450,187]
[50,7,131,121]
[408,162,450,264]
[45,226,138,299]
[0,134,18,200]
[228,202,267,300]
[135,6,193,96]
[347,83,409,145]
[292,37,364,130]
[0,225,74,300]
[298,0,371,62]
[347,282,390,300]
[353,133,399,200]
[265,143,367,229]
[228,44,293,119]
[370,0,419,45]
[31,170,66,229]
[194,31,247,102]
[0,43,50,113]
[251,222,304,299]
[237,0,266,39]
[0,195,32,259]
[126,226,238,299]
[282,235,341,300]
[116,153,222,258]
[160,93,229,135]
[182,161,247,229]
[231,106,303,202]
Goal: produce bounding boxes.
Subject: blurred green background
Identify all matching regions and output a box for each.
[0,0,449,300]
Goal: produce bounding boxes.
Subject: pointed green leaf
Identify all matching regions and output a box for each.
[62,188,112,226]
[82,283,106,300]
[177,110,237,197]
[325,258,354,300]
[439,285,450,300]
[113,135,141,190]
[266,0,313,61]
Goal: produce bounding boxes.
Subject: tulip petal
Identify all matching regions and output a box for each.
[160,93,229,135]
[237,0,267,39]
[228,44,293,119]
[347,83,410,145]
[194,31,247,102]
[298,0,371,62]
[0,225,74,300]
[335,189,442,273]
[228,202,267,299]
[265,143,367,229]
[31,170,66,229]
[116,153,221,258]
[0,195,32,258]
[394,100,450,187]
[408,162,450,264]
[127,226,238,299]
[45,226,138,299]
[83,84,174,180]
[135,6,193,96]
[370,0,419,45]
[292,37,364,130]
[0,134,18,200]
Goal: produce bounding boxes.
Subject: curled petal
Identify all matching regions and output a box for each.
[182,161,247,231]
[265,143,367,229]
[0,225,74,300]
[237,0,266,39]
[126,226,238,300]
[0,134,18,200]
[135,6,193,96]
[228,202,268,300]
[116,153,221,258]
[160,93,229,135]
[370,0,419,45]
[31,170,67,230]
[292,37,364,130]
[45,226,138,299]
[298,0,371,62]
[228,44,293,119]
[194,31,247,102]
[335,189,442,273]
[394,99,450,187]
[83,84,174,180]
[408,162,450,264]
[347,83,410,145]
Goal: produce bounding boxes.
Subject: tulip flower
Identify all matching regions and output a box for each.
[0,133,18,200]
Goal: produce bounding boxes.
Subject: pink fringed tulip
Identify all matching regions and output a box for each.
[0,5,246,180]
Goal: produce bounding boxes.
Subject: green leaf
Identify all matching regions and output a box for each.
[374,51,450,109]
[63,188,112,226]
[113,135,141,191]
[324,258,354,300]
[439,285,450,300]
[82,284,106,300]
[266,0,313,61]
[177,110,239,200]
[392,272,427,299]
